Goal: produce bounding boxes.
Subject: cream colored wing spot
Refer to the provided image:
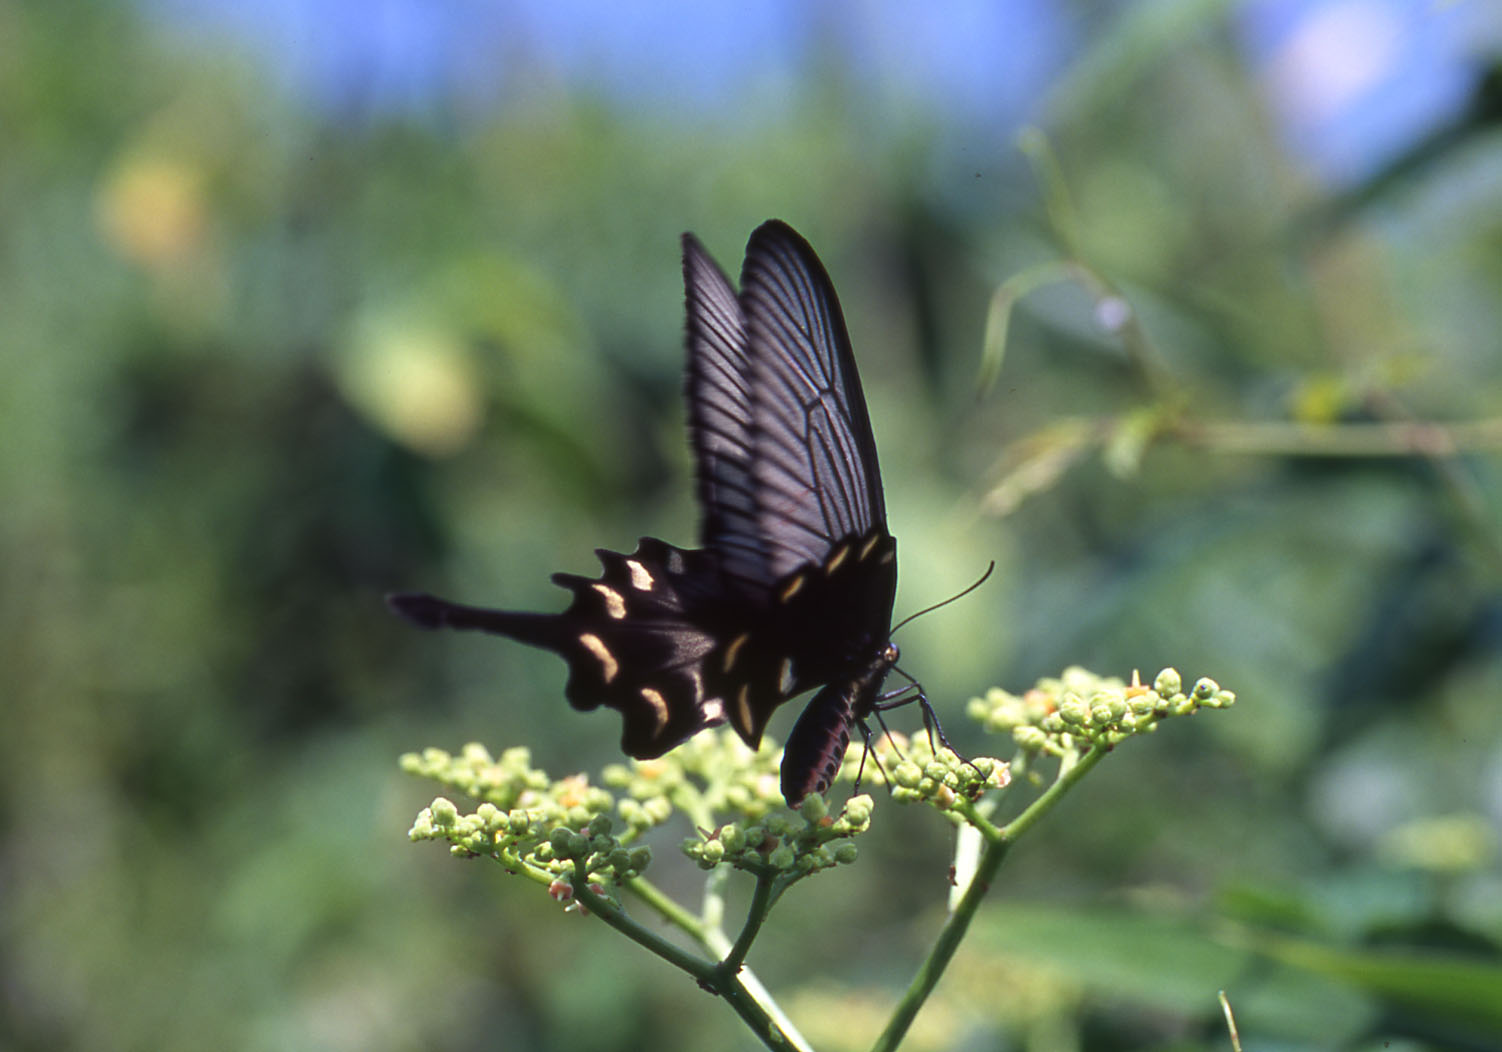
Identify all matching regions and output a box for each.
[778,657,796,695]
[578,633,619,683]
[665,549,685,574]
[592,584,626,619]
[859,534,881,560]
[722,632,750,673]
[734,684,753,737]
[879,549,895,565]
[702,696,725,724]
[626,560,655,591]
[778,574,806,603]
[640,687,670,733]
[824,543,851,574]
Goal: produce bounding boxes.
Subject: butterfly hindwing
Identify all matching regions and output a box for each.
[545,534,874,759]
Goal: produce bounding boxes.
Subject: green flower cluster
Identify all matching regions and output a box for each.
[404,744,650,892]
[402,668,1235,891]
[403,731,861,891]
[858,733,1010,818]
[600,729,786,826]
[967,666,1236,757]
[683,792,873,876]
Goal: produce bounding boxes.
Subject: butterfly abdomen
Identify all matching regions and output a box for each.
[779,682,857,803]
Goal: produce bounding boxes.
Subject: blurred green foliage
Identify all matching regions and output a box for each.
[3,2,1501,1050]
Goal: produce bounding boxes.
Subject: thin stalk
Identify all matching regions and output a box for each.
[872,745,1110,1052]
[716,869,777,978]
[703,926,814,1052]
[1175,417,1502,457]
[626,875,705,936]
[631,865,804,1049]
[572,877,714,981]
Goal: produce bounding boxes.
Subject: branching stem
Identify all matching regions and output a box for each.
[871,744,1109,1052]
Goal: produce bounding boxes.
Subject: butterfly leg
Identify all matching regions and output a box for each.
[849,716,896,797]
[880,669,985,781]
[874,684,947,756]
[874,667,933,749]
[868,705,908,765]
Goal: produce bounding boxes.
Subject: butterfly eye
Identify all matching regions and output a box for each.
[884,643,900,664]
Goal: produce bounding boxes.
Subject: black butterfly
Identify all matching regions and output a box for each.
[390,220,913,805]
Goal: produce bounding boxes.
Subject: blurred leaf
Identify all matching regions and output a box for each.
[1102,408,1160,478]
[969,901,1375,1043]
[980,419,1098,517]
[1251,930,1502,1034]
[978,259,1081,394]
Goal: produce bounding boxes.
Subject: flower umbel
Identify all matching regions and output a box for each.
[968,666,1233,760]
[405,745,645,896]
[401,665,1237,1052]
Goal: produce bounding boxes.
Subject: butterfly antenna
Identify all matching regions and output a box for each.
[890,561,995,636]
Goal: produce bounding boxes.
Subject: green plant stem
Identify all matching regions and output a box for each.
[716,869,776,978]
[871,744,1110,1052]
[701,860,731,932]
[701,924,813,1052]
[573,875,715,981]
[716,984,808,1052]
[1219,991,1243,1052]
[1179,413,1502,577]
[1175,417,1502,457]
[624,871,807,1050]
[626,875,705,936]
[1001,741,1104,840]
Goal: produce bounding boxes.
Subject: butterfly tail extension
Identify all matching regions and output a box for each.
[385,593,566,649]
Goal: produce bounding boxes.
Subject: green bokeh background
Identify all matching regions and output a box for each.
[4,3,1501,1050]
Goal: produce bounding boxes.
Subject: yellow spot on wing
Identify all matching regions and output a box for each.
[626,560,654,591]
[779,574,805,603]
[825,543,851,574]
[579,633,618,682]
[859,534,881,560]
[592,584,626,619]
[734,684,753,738]
[723,632,749,672]
[640,687,669,732]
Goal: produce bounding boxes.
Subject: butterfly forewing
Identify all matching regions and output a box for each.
[682,236,768,596]
[740,222,887,580]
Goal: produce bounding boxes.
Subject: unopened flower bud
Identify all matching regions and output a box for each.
[1153,668,1181,696]
[1059,693,1090,726]
[1013,726,1047,750]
